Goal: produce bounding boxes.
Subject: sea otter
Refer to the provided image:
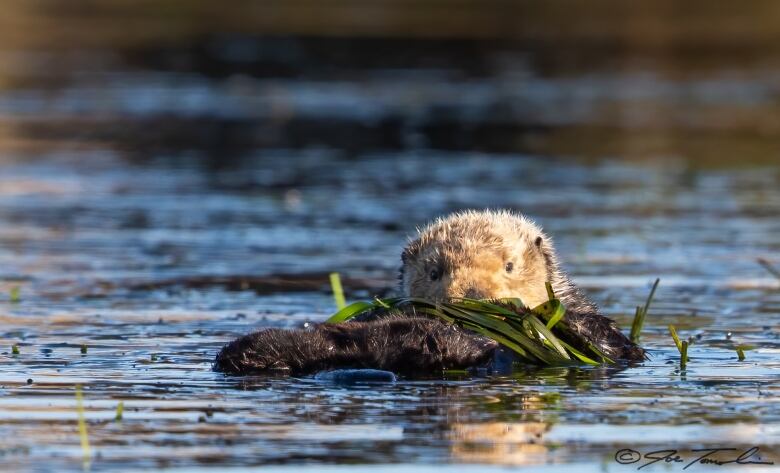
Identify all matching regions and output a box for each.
[215,210,645,376]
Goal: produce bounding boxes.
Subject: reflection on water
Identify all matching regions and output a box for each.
[449,422,549,465]
[0,2,780,472]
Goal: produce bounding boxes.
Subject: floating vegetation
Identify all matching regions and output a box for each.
[733,344,754,361]
[115,401,124,422]
[327,292,612,366]
[668,324,691,363]
[329,272,346,310]
[629,307,644,343]
[11,344,19,355]
[75,385,91,464]
[630,278,660,343]
[9,286,20,303]
[758,258,780,281]
[668,324,683,353]
[80,344,88,354]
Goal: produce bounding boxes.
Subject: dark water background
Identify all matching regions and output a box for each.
[0,2,779,471]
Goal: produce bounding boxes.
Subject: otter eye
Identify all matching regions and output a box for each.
[505,262,514,273]
[429,268,440,281]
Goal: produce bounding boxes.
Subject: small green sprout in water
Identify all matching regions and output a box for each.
[75,384,91,464]
[668,325,690,362]
[150,353,157,362]
[9,286,20,303]
[11,344,19,355]
[680,340,689,370]
[329,272,346,310]
[630,278,660,343]
[758,258,780,281]
[115,401,124,422]
[629,307,644,343]
[668,325,683,353]
[80,344,88,354]
[734,344,754,361]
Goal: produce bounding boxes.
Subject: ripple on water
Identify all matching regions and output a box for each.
[1,27,780,472]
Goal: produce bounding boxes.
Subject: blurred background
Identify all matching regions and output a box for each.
[3,1,780,161]
[1,2,780,471]
[1,0,779,289]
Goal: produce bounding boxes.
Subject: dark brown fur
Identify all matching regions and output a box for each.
[215,315,498,376]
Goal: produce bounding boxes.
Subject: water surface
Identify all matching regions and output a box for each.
[1,3,780,472]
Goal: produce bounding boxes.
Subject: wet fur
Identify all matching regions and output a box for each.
[215,210,645,377]
[215,315,498,376]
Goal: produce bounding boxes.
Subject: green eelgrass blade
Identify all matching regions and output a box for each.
[533,300,566,330]
[443,301,591,365]
[439,304,564,364]
[668,325,683,354]
[642,278,660,320]
[557,340,600,365]
[325,301,375,323]
[460,324,532,361]
[524,299,612,363]
[457,298,520,317]
[680,340,688,369]
[545,282,555,301]
[415,306,452,320]
[437,305,536,360]
[467,300,608,364]
[523,314,570,360]
[498,297,527,311]
[583,341,614,364]
[515,298,566,331]
[9,286,20,303]
[630,278,660,343]
[734,344,754,361]
[329,272,346,310]
[75,385,91,462]
[629,306,644,343]
[374,297,391,309]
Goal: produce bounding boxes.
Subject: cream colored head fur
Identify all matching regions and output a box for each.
[401,209,566,308]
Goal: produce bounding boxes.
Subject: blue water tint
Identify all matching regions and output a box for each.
[0,13,779,473]
[1,150,778,471]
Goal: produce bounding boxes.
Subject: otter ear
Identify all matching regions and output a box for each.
[402,238,421,264]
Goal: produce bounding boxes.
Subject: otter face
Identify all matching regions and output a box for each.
[401,210,553,308]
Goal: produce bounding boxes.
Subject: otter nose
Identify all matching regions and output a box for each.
[463,287,487,300]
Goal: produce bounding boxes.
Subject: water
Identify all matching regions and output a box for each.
[1,3,780,472]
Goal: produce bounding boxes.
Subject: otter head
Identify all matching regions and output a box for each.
[401,210,555,308]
